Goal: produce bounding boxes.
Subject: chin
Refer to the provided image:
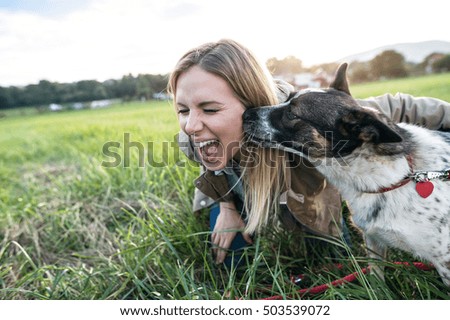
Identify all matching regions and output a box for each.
[202,158,228,171]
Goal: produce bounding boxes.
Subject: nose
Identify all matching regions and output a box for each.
[184,110,204,136]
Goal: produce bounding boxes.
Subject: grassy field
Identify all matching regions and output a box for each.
[350,72,450,101]
[1,74,449,300]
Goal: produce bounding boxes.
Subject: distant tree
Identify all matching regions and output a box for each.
[370,50,408,79]
[149,74,169,95]
[432,54,450,73]
[136,74,152,100]
[22,84,41,106]
[36,80,58,104]
[118,74,137,101]
[347,61,372,83]
[0,87,11,109]
[103,79,121,99]
[8,86,26,107]
[75,80,106,102]
[57,82,77,103]
[266,56,303,75]
[415,52,446,74]
[0,72,170,109]
[135,74,169,100]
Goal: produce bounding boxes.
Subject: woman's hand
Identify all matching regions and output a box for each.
[211,201,253,264]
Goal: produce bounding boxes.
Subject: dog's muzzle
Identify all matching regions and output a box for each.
[243,107,273,135]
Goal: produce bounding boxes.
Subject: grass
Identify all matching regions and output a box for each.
[1,74,449,300]
[350,72,450,101]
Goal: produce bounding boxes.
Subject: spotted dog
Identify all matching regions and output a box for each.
[243,63,450,286]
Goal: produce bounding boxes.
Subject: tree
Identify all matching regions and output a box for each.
[348,61,372,83]
[135,74,169,100]
[432,54,450,73]
[309,62,339,75]
[136,74,152,100]
[118,74,137,101]
[149,74,169,95]
[0,87,11,109]
[266,56,303,75]
[369,50,408,79]
[0,72,170,109]
[75,80,106,102]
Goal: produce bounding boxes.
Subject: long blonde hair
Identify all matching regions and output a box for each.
[168,39,287,234]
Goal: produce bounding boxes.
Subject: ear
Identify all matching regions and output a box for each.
[330,63,351,96]
[341,110,403,144]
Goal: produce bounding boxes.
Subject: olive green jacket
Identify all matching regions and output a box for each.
[177,91,450,237]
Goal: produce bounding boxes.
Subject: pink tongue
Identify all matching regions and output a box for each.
[204,143,218,157]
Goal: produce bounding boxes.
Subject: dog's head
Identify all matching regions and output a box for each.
[243,63,403,159]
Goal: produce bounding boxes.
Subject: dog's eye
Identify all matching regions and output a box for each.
[286,110,297,120]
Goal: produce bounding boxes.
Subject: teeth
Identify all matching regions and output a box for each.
[198,140,218,148]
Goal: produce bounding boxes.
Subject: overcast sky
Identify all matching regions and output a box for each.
[1,0,449,86]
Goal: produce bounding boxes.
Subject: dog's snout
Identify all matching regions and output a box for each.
[243,108,256,122]
[243,107,272,123]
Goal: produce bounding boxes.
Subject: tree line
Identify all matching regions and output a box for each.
[1,50,449,110]
[0,73,168,110]
[267,50,450,83]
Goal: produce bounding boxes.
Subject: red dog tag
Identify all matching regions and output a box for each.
[415,181,434,198]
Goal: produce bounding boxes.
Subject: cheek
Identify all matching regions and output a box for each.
[219,108,244,140]
[232,110,244,135]
[220,126,243,157]
[233,128,244,143]
[224,124,244,143]
[177,116,187,132]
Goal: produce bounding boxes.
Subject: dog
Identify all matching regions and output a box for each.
[243,63,450,286]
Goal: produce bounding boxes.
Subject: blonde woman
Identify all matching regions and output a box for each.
[168,39,450,265]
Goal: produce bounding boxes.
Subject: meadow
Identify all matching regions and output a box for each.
[1,73,449,300]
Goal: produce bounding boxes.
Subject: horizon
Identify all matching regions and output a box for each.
[2,39,448,88]
[1,0,449,87]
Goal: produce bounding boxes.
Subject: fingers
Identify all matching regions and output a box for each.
[215,247,227,264]
[211,231,236,264]
[211,231,254,264]
[242,232,253,245]
[210,204,254,264]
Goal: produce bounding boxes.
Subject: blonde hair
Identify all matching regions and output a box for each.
[168,39,287,234]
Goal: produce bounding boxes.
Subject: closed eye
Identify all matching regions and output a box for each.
[285,109,297,120]
[176,101,221,115]
[177,109,189,115]
[177,108,218,115]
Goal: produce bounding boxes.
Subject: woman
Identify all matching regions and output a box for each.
[168,39,450,265]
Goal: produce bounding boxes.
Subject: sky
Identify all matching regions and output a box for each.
[0,0,449,87]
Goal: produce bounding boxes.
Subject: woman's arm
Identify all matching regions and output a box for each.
[357,93,450,130]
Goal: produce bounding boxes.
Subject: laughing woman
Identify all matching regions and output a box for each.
[168,39,450,265]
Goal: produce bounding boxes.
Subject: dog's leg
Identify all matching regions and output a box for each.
[364,235,387,281]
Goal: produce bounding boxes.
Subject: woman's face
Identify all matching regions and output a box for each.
[175,66,245,171]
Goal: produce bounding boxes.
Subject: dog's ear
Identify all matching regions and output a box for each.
[330,63,351,96]
[340,110,403,144]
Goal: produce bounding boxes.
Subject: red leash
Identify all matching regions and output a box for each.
[260,262,433,300]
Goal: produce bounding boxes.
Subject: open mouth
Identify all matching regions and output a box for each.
[195,139,221,163]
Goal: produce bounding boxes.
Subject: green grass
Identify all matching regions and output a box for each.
[350,72,450,101]
[1,74,449,300]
